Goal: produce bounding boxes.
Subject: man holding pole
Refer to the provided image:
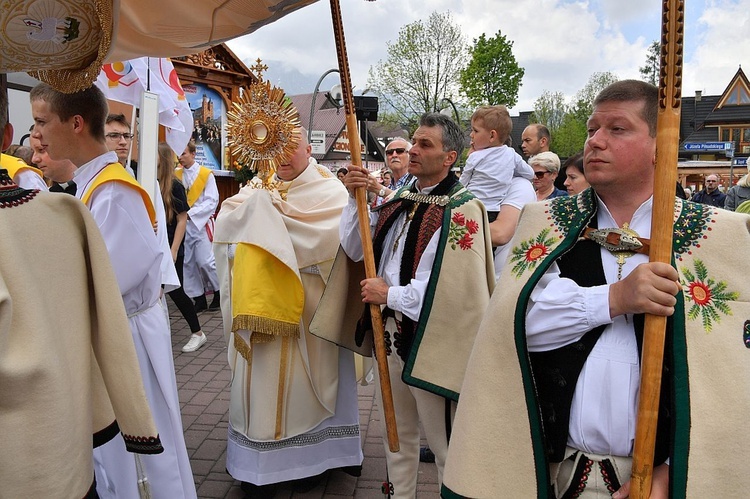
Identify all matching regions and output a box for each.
[340,113,494,498]
[442,80,750,497]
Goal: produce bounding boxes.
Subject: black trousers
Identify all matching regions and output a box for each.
[167,253,202,334]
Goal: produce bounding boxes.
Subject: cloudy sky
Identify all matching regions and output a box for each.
[226,0,750,114]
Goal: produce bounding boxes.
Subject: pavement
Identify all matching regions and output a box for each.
[168,303,440,499]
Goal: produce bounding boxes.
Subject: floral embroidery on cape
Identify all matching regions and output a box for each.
[448,212,478,250]
[681,259,739,332]
[510,228,558,277]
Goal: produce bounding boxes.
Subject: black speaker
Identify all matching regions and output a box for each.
[354,95,378,122]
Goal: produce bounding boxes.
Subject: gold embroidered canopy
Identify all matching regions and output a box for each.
[0,0,319,92]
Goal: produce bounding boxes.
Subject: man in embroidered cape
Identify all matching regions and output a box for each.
[443,80,750,498]
[340,113,495,498]
[176,140,221,316]
[213,128,362,495]
[30,83,195,499]
[0,85,161,499]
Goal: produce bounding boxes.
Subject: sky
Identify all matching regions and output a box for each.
[226,0,750,115]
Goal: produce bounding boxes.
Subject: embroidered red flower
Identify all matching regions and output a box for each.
[688,281,711,306]
[452,212,465,225]
[458,233,474,250]
[525,243,548,262]
[465,219,479,235]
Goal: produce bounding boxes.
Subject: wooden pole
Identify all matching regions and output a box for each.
[328,0,399,453]
[630,1,684,497]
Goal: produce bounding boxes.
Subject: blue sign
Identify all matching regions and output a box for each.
[684,142,733,152]
[733,157,748,166]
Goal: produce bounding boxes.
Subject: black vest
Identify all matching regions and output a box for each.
[528,226,672,464]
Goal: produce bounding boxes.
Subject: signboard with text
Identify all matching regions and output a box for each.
[683,142,733,152]
[310,130,326,155]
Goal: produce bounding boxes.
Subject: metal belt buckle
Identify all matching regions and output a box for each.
[586,227,643,253]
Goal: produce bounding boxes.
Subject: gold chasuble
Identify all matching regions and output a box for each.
[214,162,348,441]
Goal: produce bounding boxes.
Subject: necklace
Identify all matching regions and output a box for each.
[392,203,419,253]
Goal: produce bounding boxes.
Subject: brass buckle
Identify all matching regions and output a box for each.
[583,228,643,253]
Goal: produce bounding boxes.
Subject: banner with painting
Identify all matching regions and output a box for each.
[183,84,226,170]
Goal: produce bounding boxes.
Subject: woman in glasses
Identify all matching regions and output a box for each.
[529,151,567,201]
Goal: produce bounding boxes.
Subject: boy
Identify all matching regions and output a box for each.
[459,105,534,221]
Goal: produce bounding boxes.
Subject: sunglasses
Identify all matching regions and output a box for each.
[533,171,550,178]
[386,147,407,156]
[106,132,134,140]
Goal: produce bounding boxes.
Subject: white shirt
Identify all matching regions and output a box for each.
[525,195,653,457]
[74,152,162,314]
[493,177,536,280]
[180,162,218,235]
[340,184,441,322]
[14,168,49,191]
[459,146,534,211]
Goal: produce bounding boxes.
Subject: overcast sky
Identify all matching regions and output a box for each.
[226,0,750,114]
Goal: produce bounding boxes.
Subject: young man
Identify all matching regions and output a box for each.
[520,123,551,158]
[0,104,46,190]
[176,141,221,321]
[214,128,362,495]
[30,83,195,499]
[340,113,495,498]
[443,80,750,497]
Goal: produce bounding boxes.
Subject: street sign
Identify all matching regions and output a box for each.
[732,157,748,166]
[683,142,733,152]
[310,130,326,155]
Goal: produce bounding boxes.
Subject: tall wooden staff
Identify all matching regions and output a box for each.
[328,0,400,452]
[630,0,684,497]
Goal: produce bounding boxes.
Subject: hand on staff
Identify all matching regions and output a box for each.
[612,462,669,499]
[360,277,389,305]
[343,165,383,197]
[609,262,680,318]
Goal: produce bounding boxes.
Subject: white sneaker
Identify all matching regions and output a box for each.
[182,333,207,352]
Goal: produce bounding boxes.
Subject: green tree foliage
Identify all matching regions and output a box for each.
[640,40,660,86]
[368,11,466,130]
[530,72,619,157]
[459,31,524,107]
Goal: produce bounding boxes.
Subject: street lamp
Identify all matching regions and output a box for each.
[438,97,460,122]
[308,69,342,142]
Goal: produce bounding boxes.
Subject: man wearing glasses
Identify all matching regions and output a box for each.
[365,138,413,201]
[691,174,726,208]
[105,113,138,177]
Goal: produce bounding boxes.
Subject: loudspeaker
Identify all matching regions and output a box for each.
[354,95,378,122]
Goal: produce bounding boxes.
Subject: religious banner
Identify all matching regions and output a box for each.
[182,83,226,170]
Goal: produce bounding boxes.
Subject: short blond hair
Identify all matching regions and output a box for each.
[472,105,512,144]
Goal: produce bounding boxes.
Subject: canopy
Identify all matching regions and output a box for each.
[0,0,319,91]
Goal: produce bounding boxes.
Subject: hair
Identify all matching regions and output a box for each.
[529,151,561,173]
[529,123,551,142]
[157,142,178,223]
[562,151,584,174]
[738,174,750,188]
[106,113,131,130]
[419,113,464,167]
[0,86,8,133]
[185,140,197,154]
[386,137,412,151]
[381,168,393,176]
[472,105,512,143]
[593,79,658,137]
[337,167,348,176]
[29,83,108,141]
[6,144,34,166]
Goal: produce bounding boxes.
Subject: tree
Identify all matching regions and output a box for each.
[529,90,568,136]
[640,40,660,86]
[459,31,524,107]
[368,11,466,129]
[573,71,619,119]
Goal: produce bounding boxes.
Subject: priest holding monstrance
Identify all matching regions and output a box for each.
[213,81,363,496]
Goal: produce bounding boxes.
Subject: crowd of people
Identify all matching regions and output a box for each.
[2,78,749,499]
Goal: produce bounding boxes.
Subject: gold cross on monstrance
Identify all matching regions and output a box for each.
[250,58,268,81]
